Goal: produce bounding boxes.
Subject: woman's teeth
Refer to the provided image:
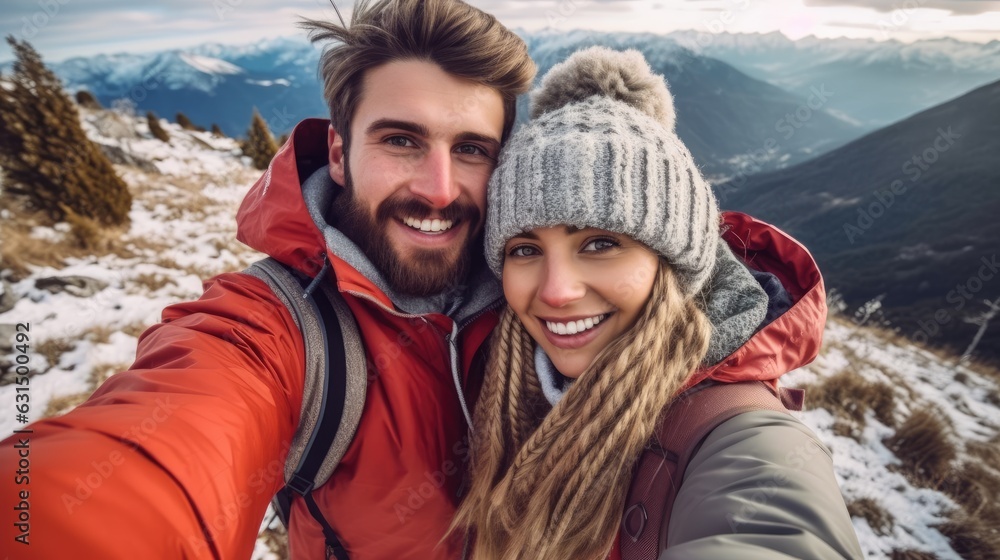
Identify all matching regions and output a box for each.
[404,217,455,233]
[545,314,608,336]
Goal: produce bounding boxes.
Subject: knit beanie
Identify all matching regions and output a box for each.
[484,46,720,296]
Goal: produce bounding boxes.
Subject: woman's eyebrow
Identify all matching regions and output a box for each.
[510,226,587,241]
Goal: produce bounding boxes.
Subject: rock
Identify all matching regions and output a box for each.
[0,323,15,353]
[98,143,160,174]
[35,276,109,298]
[0,280,15,314]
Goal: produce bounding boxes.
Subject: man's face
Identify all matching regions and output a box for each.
[328,59,505,297]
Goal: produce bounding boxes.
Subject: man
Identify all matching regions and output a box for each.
[0,1,535,558]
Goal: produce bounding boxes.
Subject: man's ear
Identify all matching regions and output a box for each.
[328,125,346,185]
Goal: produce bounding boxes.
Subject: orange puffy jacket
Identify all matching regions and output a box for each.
[0,119,825,560]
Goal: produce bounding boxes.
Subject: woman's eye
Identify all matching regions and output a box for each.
[509,245,539,257]
[583,238,618,252]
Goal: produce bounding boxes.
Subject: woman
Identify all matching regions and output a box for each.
[452,47,863,560]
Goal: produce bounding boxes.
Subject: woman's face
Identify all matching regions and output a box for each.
[502,226,660,378]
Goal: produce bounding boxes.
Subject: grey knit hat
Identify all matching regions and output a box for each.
[484,46,720,296]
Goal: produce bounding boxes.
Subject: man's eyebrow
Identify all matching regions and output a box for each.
[366,119,429,137]
[365,119,501,153]
[457,132,501,154]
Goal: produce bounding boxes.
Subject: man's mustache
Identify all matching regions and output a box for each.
[376,197,481,227]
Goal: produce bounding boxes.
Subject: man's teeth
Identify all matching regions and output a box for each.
[403,217,455,233]
[545,314,607,336]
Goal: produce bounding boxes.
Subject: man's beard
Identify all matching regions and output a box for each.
[328,164,482,297]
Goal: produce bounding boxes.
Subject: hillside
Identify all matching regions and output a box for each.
[1,106,999,559]
[719,77,1000,365]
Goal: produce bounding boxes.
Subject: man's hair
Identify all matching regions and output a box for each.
[302,0,536,147]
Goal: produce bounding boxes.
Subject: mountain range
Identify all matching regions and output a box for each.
[23,31,998,182]
[668,30,1000,130]
[719,77,1000,364]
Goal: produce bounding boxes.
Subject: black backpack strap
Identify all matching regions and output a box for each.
[620,381,797,559]
[243,256,367,560]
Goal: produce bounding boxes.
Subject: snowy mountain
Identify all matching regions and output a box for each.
[41,31,869,180]
[668,30,1000,129]
[1,105,999,559]
[49,36,327,140]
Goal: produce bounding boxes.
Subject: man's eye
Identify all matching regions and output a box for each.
[456,144,488,157]
[386,136,414,147]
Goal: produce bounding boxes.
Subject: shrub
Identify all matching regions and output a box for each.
[0,37,131,227]
[805,368,896,427]
[846,497,894,536]
[883,406,956,487]
[937,515,1000,560]
[211,123,225,137]
[175,112,196,130]
[74,89,102,109]
[63,207,104,250]
[243,108,278,170]
[146,111,170,143]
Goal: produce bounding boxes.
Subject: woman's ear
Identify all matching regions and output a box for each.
[328,125,346,185]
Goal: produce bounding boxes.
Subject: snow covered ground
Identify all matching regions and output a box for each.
[1,108,998,559]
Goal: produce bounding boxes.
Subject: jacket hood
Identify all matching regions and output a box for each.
[236,118,332,277]
[688,211,827,389]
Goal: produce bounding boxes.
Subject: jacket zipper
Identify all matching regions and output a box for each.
[343,290,504,426]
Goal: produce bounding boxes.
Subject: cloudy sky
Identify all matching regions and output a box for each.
[2,0,1000,63]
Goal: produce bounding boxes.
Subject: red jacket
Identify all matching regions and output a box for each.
[0,119,824,560]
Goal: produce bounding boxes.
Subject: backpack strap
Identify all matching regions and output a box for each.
[243,256,368,560]
[620,381,802,559]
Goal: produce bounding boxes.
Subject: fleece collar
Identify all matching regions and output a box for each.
[301,165,502,322]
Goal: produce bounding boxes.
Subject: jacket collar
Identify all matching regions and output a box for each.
[687,211,828,389]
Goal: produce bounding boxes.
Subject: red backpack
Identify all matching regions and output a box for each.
[619,381,805,559]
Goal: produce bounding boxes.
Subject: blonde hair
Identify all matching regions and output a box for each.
[301,0,536,148]
[452,260,712,560]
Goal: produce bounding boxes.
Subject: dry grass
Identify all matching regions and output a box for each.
[890,550,937,560]
[1,198,129,279]
[130,272,175,293]
[883,406,956,487]
[832,419,862,442]
[1,203,81,279]
[937,515,1000,560]
[43,361,130,418]
[967,436,1000,466]
[35,338,77,370]
[847,497,894,536]
[120,322,151,339]
[803,366,897,428]
[259,524,289,559]
[42,392,91,418]
[940,462,1000,526]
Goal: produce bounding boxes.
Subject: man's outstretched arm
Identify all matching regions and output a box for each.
[1,273,306,559]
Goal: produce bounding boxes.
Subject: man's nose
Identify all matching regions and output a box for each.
[536,257,587,309]
[409,148,460,209]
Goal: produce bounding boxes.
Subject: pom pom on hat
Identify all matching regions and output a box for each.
[530,46,676,131]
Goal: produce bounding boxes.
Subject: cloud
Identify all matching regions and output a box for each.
[803,0,1000,15]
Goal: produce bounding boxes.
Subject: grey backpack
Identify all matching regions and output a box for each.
[243,256,367,560]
